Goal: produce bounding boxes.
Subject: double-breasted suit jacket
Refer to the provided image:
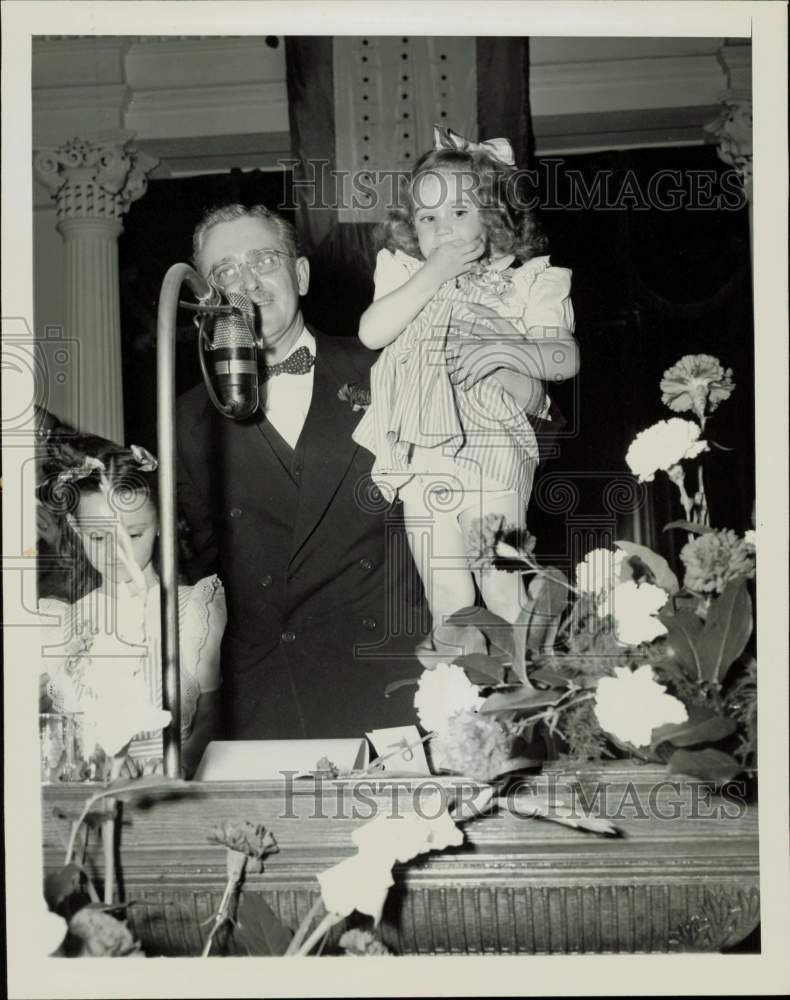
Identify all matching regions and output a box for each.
[176,330,429,739]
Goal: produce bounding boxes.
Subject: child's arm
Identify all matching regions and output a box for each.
[358,238,485,350]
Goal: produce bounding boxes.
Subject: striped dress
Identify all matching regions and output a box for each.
[39,576,225,767]
[353,249,575,509]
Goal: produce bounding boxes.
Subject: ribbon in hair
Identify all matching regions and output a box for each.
[432,123,515,168]
[54,444,158,487]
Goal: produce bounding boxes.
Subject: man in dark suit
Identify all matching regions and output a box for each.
[176,204,428,740]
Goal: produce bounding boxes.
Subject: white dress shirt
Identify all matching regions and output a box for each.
[261,326,316,449]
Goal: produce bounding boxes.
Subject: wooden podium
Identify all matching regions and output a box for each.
[41,763,759,955]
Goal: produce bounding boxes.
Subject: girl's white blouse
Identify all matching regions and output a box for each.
[38,575,225,763]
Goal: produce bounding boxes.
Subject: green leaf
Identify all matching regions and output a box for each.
[491,756,543,777]
[667,747,741,782]
[659,609,705,682]
[479,687,563,715]
[384,677,419,698]
[229,891,293,957]
[452,653,507,685]
[663,520,715,535]
[652,709,737,747]
[44,864,92,919]
[449,785,496,823]
[530,667,571,688]
[615,540,680,594]
[106,775,191,798]
[696,578,753,685]
[445,606,515,659]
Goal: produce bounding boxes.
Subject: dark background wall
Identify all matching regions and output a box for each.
[119,144,753,569]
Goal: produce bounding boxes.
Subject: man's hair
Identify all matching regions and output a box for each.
[192,204,300,273]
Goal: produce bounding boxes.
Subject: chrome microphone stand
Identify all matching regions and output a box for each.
[155,263,213,778]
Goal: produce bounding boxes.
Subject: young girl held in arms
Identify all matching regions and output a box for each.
[355,126,579,646]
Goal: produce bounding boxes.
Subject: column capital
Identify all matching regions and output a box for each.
[33,130,159,222]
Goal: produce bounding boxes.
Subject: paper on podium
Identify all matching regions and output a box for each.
[365,726,431,774]
[193,738,368,781]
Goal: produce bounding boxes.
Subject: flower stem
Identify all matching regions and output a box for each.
[695,464,710,526]
[201,852,246,958]
[285,897,324,956]
[102,813,116,905]
[294,911,343,957]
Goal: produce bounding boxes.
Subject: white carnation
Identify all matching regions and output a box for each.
[594,665,688,747]
[575,547,625,599]
[413,662,484,734]
[625,418,709,483]
[605,580,669,647]
[743,529,756,551]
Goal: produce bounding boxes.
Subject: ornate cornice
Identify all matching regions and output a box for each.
[704,96,752,200]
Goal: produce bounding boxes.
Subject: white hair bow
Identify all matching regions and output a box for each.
[433,123,515,168]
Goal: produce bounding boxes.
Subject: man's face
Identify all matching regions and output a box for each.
[200,216,310,353]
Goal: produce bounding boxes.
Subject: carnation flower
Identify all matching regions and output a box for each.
[351,799,463,863]
[625,419,709,483]
[318,800,462,924]
[68,906,142,957]
[339,928,391,956]
[660,354,735,419]
[466,513,536,571]
[743,529,756,551]
[594,665,688,747]
[337,382,371,411]
[207,821,278,861]
[680,529,756,594]
[432,708,512,782]
[600,580,669,646]
[575,548,626,600]
[414,663,484,733]
[317,852,395,924]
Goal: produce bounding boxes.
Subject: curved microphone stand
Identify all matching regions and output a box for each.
[156,263,213,778]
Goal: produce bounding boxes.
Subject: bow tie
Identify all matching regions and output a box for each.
[260,345,315,381]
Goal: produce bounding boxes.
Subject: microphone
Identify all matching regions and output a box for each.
[206,291,260,420]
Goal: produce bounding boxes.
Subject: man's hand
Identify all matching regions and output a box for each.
[422,237,485,287]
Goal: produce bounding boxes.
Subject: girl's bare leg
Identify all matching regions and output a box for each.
[402,495,484,656]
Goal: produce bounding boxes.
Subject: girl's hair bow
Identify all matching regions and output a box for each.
[432,123,515,168]
[53,444,158,488]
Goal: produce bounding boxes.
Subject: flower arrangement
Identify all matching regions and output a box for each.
[408,355,755,785]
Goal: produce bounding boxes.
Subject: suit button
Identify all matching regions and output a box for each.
[359,558,374,571]
[229,507,243,519]
[281,630,296,643]
[293,465,302,478]
[362,617,377,631]
[260,575,273,588]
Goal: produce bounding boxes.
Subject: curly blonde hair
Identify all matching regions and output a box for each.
[377,147,547,262]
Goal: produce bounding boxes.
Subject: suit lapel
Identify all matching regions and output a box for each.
[290,334,366,560]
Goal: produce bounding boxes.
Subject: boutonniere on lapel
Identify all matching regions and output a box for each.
[338,382,371,412]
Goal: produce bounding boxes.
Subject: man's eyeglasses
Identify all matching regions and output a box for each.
[209,249,294,291]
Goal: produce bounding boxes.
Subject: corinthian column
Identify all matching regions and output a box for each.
[33,131,158,442]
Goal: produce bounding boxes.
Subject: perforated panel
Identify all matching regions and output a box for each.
[333,36,477,223]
